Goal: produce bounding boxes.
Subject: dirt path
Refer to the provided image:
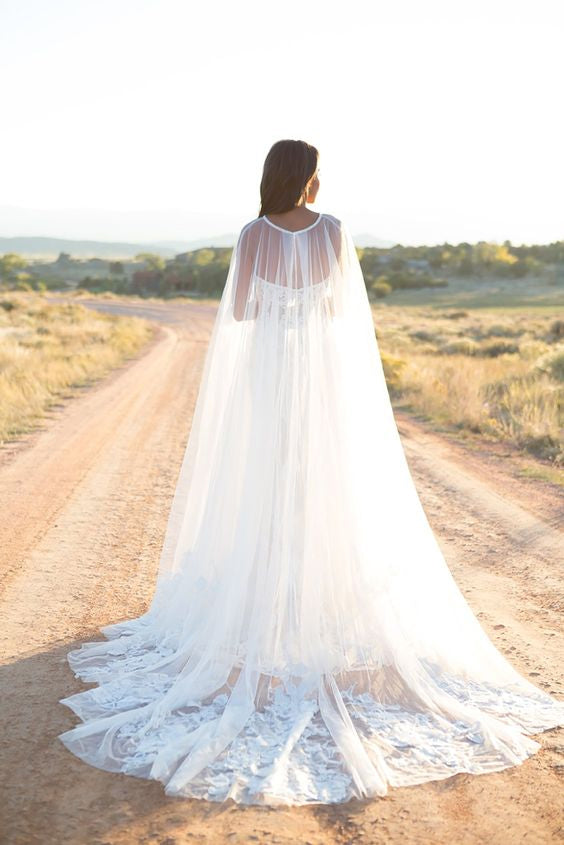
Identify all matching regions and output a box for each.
[1,297,563,845]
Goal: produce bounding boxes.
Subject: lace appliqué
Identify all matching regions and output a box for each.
[254,278,331,327]
[59,630,564,806]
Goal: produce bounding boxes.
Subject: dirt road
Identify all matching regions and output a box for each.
[1,296,563,845]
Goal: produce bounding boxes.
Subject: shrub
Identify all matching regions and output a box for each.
[485,323,523,338]
[481,374,562,462]
[535,346,564,382]
[409,329,439,343]
[520,433,562,462]
[79,276,99,290]
[548,352,564,382]
[443,310,469,319]
[371,281,392,298]
[380,352,406,394]
[480,340,520,357]
[441,339,479,356]
[548,320,564,340]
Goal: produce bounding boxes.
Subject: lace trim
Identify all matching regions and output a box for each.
[59,632,564,805]
[254,277,331,326]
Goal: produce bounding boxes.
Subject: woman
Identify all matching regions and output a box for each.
[59,139,564,806]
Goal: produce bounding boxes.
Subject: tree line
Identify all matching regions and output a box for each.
[1,237,562,299]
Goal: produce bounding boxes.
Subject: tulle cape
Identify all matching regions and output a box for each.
[59,211,564,805]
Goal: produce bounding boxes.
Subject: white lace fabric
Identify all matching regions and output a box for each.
[254,275,331,328]
[59,211,564,805]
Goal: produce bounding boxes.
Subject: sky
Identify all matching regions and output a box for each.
[1,0,563,246]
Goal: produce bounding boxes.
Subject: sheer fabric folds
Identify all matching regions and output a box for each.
[59,212,564,805]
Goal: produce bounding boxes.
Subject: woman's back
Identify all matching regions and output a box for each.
[232,212,346,321]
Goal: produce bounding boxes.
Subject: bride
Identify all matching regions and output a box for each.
[59,139,564,805]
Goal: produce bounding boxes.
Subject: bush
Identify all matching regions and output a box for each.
[484,324,523,338]
[441,339,479,356]
[371,281,392,298]
[79,275,132,295]
[409,329,439,343]
[79,276,100,290]
[535,346,564,382]
[380,352,406,394]
[443,310,469,319]
[520,434,562,462]
[364,268,448,291]
[480,340,520,357]
[519,340,550,361]
[548,320,564,340]
[548,352,564,382]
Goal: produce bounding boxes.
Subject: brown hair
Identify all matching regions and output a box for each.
[258,139,319,217]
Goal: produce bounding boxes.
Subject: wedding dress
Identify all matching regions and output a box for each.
[58,211,564,805]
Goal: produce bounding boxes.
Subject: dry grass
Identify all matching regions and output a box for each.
[3,290,560,468]
[67,289,221,307]
[0,292,154,442]
[373,305,563,463]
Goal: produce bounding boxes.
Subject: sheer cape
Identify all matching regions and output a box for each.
[58,211,564,805]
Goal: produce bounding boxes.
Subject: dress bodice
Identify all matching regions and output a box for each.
[254,276,331,326]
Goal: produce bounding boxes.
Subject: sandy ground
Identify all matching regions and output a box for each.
[1,296,563,845]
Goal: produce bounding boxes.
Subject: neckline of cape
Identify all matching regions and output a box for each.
[263,212,323,235]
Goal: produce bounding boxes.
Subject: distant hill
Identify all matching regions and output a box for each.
[151,233,241,251]
[0,235,237,260]
[0,229,396,260]
[353,233,396,249]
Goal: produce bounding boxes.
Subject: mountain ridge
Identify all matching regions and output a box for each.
[0,231,396,259]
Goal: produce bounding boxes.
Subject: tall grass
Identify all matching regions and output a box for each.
[375,306,563,463]
[0,293,154,442]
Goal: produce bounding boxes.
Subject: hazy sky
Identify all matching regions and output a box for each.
[1,0,563,245]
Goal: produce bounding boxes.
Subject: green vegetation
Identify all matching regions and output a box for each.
[2,236,564,302]
[381,239,564,277]
[0,292,154,442]
[0,248,233,298]
[357,239,564,298]
[78,248,232,297]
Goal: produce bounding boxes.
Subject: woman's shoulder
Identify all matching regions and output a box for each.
[241,212,342,228]
[320,213,342,228]
[234,218,262,249]
[238,217,261,236]
[236,212,343,244]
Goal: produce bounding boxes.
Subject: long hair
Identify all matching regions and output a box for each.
[258,139,319,217]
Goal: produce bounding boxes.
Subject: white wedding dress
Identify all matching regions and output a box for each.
[59,212,564,805]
